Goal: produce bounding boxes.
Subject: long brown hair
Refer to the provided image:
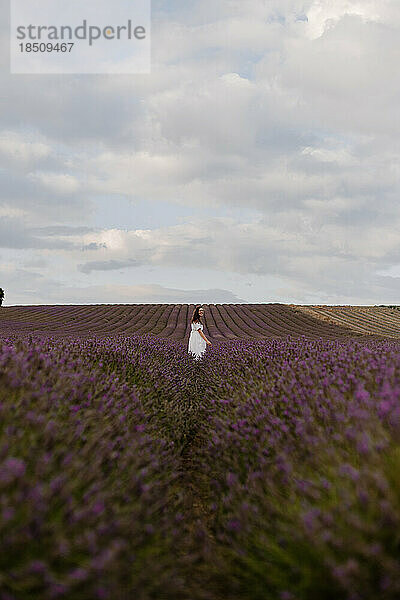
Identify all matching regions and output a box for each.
[191,305,203,324]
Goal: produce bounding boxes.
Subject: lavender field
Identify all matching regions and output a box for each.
[1,304,400,599]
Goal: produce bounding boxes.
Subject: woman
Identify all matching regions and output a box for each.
[188,305,212,360]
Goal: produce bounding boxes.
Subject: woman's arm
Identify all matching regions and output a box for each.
[198,329,212,345]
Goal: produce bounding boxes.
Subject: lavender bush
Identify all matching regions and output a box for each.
[197,337,400,599]
[0,335,200,600]
[1,329,400,600]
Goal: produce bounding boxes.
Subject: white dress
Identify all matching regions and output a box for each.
[188,321,207,359]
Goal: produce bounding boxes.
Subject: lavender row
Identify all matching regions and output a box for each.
[3,330,400,599]
[0,334,205,600]
[196,336,400,600]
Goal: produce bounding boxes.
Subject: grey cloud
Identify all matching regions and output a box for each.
[46,284,246,304]
[0,266,63,305]
[82,242,107,251]
[23,258,48,268]
[0,217,76,250]
[30,226,95,236]
[0,170,90,223]
[78,259,144,274]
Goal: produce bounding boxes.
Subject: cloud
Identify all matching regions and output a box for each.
[0,130,51,166]
[0,262,63,304]
[23,257,48,268]
[29,283,245,304]
[0,168,91,224]
[28,172,81,194]
[304,0,384,40]
[277,13,400,137]
[78,259,143,274]
[1,0,400,304]
[0,205,28,218]
[300,145,357,166]
[30,225,95,236]
[73,212,400,276]
[0,217,77,250]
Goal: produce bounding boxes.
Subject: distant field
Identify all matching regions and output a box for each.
[0,303,397,340]
[292,304,400,339]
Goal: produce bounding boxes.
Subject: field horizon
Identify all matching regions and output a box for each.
[1,302,400,340]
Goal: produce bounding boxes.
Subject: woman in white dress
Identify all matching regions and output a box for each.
[188,305,212,360]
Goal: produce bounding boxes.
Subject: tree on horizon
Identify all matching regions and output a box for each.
[0,288,4,306]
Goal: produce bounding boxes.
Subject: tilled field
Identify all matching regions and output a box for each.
[291,304,400,339]
[0,303,395,340]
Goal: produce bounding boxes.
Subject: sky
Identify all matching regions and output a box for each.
[1,0,400,305]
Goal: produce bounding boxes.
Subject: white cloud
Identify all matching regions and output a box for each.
[0,205,28,218]
[305,0,383,39]
[301,145,357,166]
[28,171,81,194]
[0,130,50,165]
[68,212,400,279]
